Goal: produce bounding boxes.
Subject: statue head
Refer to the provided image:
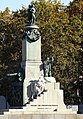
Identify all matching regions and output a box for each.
[29,4,34,9]
[47,57,50,61]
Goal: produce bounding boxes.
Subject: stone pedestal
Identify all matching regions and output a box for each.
[3,78,77,115]
[21,25,43,105]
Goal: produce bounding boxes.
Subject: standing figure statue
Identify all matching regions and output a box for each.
[43,57,54,77]
[28,4,36,25]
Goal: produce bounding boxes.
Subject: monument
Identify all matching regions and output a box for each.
[21,4,43,105]
[20,4,76,113]
[1,4,79,118]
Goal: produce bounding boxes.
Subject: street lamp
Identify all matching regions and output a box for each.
[77,75,83,114]
[76,48,81,114]
[77,87,80,114]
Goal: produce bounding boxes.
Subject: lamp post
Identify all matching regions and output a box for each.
[75,47,83,114]
[77,87,80,114]
[77,50,80,114]
[77,75,83,114]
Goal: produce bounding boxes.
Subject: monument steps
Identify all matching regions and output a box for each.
[0,76,74,115]
[2,81,76,115]
[3,108,76,115]
[22,82,76,113]
[1,113,83,119]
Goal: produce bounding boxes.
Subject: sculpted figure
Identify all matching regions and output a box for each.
[43,57,54,77]
[28,4,36,25]
[30,80,38,101]
[7,65,25,82]
[30,76,46,101]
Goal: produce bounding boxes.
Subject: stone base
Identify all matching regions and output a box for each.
[0,77,78,118]
[1,113,83,119]
[22,78,76,114]
[3,77,77,115]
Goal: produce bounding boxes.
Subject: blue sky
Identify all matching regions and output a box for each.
[0,0,73,12]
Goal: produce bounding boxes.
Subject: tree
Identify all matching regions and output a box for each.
[0,0,83,105]
[33,0,83,104]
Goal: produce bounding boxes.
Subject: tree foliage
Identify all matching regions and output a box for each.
[0,0,83,104]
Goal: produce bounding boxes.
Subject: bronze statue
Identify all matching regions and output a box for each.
[28,4,36,25]
[43,57,54,77]
[7,65,25,82]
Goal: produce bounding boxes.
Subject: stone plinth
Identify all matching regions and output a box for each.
[21,25,43,105]
[22,78,76,114]
[2,78,78,116]
[2,113,83,119]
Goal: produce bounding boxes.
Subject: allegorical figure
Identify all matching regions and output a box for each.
[43,57,54,77]
[28,4,36,25]
[30,76,46,101]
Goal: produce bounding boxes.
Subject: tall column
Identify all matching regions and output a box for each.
[21,25,42,104]
[21,4,44,105]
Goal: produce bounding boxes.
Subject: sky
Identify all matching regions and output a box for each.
[0,0,73,12]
